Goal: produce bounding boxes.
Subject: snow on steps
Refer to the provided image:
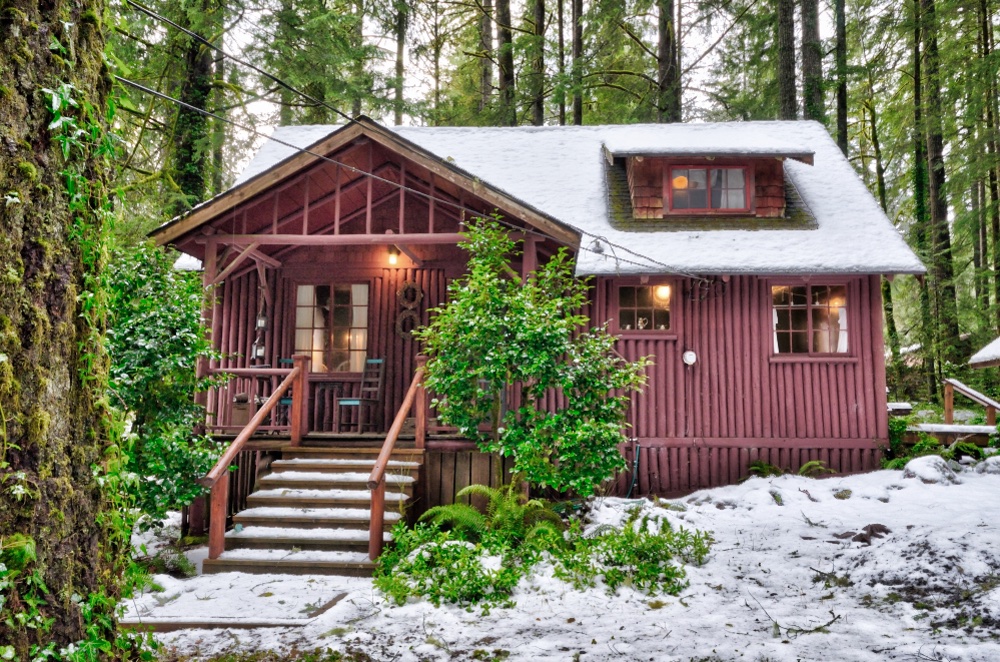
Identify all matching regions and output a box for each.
[208,445,423,577]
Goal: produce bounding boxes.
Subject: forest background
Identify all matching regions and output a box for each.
[112,0,1000,403]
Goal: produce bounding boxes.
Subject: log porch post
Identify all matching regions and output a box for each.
[290,354,310,446]
[415,354,428,450]
[207,472,229,560]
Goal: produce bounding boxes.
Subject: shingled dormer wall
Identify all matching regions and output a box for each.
[625,157,787,220]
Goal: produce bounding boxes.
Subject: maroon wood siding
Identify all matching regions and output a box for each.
[592,274,887,486]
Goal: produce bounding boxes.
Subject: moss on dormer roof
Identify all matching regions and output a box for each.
[605,158,817,232]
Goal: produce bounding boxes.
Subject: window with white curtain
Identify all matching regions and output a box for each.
[294,283,369,372]
[772,284,848,355]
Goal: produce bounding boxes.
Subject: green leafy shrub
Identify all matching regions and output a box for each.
[883,433,944,470]
[106,241,223,527]
[375,524,521,612]
[377,489,713,612]
[746,460,784,478]
[414,218,650,495]
[554,508,712,594]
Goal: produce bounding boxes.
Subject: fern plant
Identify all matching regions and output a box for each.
[420,479,564,551]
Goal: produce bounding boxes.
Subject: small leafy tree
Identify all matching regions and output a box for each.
[106,241,220,528]
[414,218,649,495]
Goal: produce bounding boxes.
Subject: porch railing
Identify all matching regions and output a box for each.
[201,354,310,560]
[367,355,427,560]
[943,377,1000,425]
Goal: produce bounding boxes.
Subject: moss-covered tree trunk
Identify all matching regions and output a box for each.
[0,0,121,655]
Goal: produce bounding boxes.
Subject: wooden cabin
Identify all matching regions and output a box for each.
[153,118,925,575]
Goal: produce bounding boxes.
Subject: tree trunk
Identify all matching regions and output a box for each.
[172,0,217,215]
[868,100,903,392]
[911,0,938,399]
[0,0,123,655]
[497,0,516,125]
[531,0,546,125]
[572,0,583,125]
[480,0,494,113]
[657,0,681,122]
[394,3,407,126]
[557,0,566,124]
[777,0,797,119]
[352,0,364,117]
[981,0,1000,331]
[835,0,848,153]
[211,23,226,195]
[801,0,823,121]
[921,0,962,366]
[973,180,990,329]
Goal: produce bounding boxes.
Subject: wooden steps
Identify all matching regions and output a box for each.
[202,445,422,576]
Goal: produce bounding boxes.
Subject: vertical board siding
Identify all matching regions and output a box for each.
[600,274,888,494]
[605,275,886,447]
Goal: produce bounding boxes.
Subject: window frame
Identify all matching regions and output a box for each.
[769,281,856,361]
[611,278,679,339]
[292,280,372,374]
[663,164,753,215]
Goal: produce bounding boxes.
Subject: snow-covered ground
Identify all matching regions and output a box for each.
[132,458,1000,661]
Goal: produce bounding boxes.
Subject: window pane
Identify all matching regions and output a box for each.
[620,287,636,307]
[295,329,312,351]
[636,287,653,307]
[673,189,690,209]
[791,308,808,331]
[620,310,636,330]
[790,287,808,306]
[296,285,314,306]
[775,308,791,332]
[772,286,790,306]
[316,285,330,308]
[352,283,369,305]
[689,169,707,189]
[728,168,744,187]
[791,332,809,353]
[725,189,746,208]
[690,187,708,208]
[329,350,349,372]
[353,306,368,327]
[776,333,791,353]
[333,285,351,306]
[653,309,670,330]
[295,306,313,327]
[711,184,723,209]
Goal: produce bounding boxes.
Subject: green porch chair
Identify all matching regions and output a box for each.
[335,358,385,433]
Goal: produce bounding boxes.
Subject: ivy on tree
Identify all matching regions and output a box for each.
[414,218,649,495]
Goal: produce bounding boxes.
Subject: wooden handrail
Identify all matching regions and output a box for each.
[204,355,310,560]
[943,378,999,425]
[368,356,427,560]
[200,366,299,489]
[207,367,293,377]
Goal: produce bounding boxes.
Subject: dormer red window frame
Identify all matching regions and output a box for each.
[663,164,754,215]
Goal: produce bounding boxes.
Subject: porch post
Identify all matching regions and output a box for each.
[196,234,218,419]
[207,473,229,560]
[290,354,311,445]
[415,354,428,450]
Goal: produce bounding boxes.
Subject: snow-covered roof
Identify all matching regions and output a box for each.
[969,336,1000,368]
[227,120,925,277]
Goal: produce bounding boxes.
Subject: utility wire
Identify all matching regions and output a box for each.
[121,0,698,278]
[123,0,356,126]
[117,76,694,277]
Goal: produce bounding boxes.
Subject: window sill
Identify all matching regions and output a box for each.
[616,331,679,341]
[769,355,859,364]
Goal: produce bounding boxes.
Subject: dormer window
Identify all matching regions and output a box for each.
[666,166,750,213]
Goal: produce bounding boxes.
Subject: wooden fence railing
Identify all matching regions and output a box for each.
[201,354,310,560]
[943,378,1000,425]
[367,356,427,560]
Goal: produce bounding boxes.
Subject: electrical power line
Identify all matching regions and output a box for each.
[118,75,694,277]
[117,0,697,277]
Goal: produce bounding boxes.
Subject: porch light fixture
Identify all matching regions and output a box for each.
[388,245,400,266]
[256,314,268,330]
[252,343,266,360]
[653,285,671,305]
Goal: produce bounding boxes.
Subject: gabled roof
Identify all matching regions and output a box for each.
[155,118,925,277]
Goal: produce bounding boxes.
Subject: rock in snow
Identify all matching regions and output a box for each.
[902,455,961,484]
